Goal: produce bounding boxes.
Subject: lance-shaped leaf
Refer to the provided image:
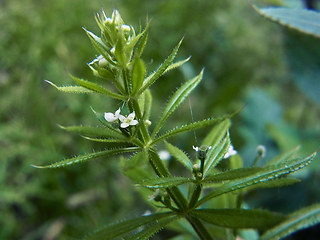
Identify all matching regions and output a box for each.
[32,147,140,169]
[266,145,300,166]
[202,119,231,147]
[190,209,285,229]
[126,24,149,57]
[134,24,149,59]
[138,38,183,94]
[45,80,93,94]
[70,75,126,100]
[163,57,191,75]
[197,153,316,207]
[82,212,176,240]
[83,28,116,66]
[138,177,192,188]
[131,58,146,94]
[165,141,193,171]
[152,117,228,145]
[126,215,180,240]
[241,177,301,192]
[254,6,320,38]
[203,167,263,183]
[151,70,203,138]
[203,133,230,178]
[261,203,320,240]
[59,125,126,140]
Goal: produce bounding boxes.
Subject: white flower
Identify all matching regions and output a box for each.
[104,108,121,122]
[224,145,237,159]
[119,111,138,128]
[158,150,170,161]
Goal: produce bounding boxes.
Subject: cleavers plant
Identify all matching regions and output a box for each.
[35,10,320,240]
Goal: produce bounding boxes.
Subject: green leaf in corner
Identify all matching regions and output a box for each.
[165,141,193,171]
[69,75,126,100]
[138,177,192,188]
[197,153,316,206]
[151,70,203,138]
[261,203,320,240]
[138,38,183,94]
[32,147,139,169]
[190,208,285,229]
[45,80,93,94]
[254,7,320,38]
[81,212,176,240]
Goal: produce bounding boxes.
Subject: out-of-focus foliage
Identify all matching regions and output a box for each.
[1,0,319,239]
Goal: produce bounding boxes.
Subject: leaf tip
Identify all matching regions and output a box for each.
[30,164,46,169]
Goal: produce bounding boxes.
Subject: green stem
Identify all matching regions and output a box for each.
[186,215,213,240]
[122,68,131,95]
[188,184,202,209]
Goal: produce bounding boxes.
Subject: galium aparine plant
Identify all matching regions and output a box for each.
[35,9,320,240]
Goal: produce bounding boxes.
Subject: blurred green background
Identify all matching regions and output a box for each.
[1,0,319,239]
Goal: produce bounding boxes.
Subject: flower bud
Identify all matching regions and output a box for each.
[256,145,266,158]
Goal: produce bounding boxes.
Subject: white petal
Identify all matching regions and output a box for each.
[224,145,237,159]
[130,119,138,126]
[120,122,129,128]
[118,115,126,122]
[115,108,121,118]
[104,112,117,122]
[127,111,135,120]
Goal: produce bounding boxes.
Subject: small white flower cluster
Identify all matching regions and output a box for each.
[104,108,138,128]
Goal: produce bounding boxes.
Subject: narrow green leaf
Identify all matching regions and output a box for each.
[267,146,300,166]
[203,167,263,183]
[81,136,128,143]
[45,80,93,94]
[70,75,126,100]
[190,209,285,229]
[254,7,320,38]
[165,141,193,171]
[131,58,146,94]
[138,38,183,94]
[83,28,116,66]
[138,177,192,188]
[115,38,127,67]
[126,24,149,56]
[126,215,180,240]
[82,212,176,240]
[163,56,191,74]
[135,23,149,59]
[32,147,139,169]
[203,133,230,178]
[152,116,228,146]
[202,119,231,146]
[261,204,320,240]
[243,177,301,191]
[152,70,203,138]
[197,153,316,206]
[59,125,127,140]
